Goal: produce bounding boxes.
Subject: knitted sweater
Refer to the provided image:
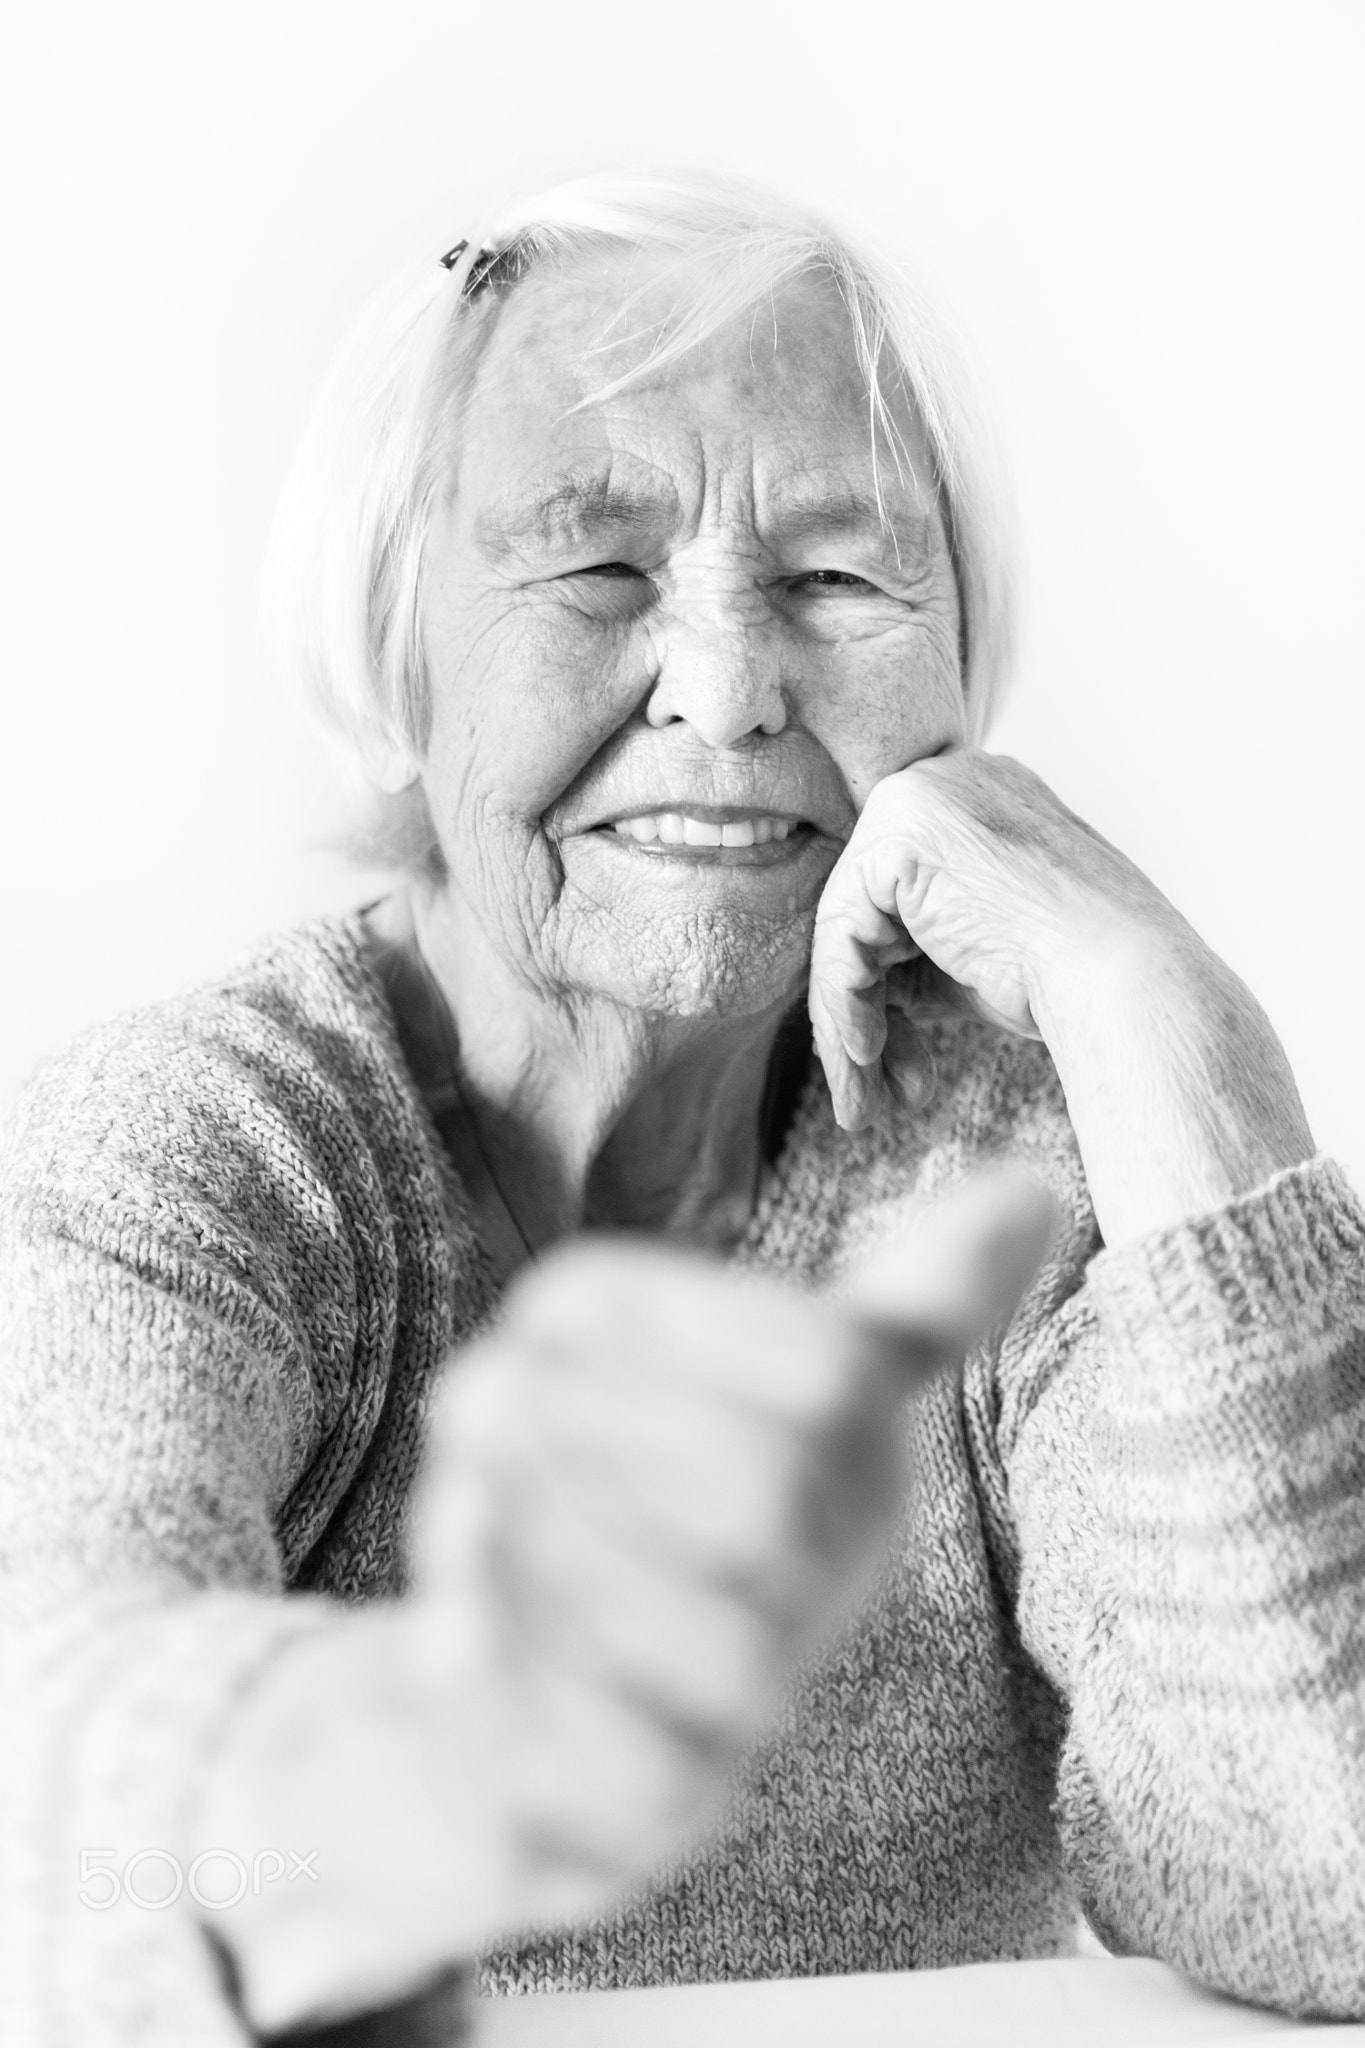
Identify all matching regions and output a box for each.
[2,914,1364,2046]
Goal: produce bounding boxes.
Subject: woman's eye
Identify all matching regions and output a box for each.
[573,561,646,580]
[792,570,873,591]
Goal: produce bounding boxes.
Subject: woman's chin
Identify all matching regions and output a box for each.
[542,826,835,1018]
[548,898,814,1022]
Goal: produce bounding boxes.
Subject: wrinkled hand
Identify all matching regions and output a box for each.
[809,749,1179,1132]
[194,1173,1054,2034]
[809,748,1313,1242]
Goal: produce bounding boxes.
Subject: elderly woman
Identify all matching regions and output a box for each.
[2,173,1363,2045]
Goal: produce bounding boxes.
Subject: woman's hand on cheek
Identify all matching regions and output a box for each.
[810,749,1145,1126]
[809,749,1315,1240]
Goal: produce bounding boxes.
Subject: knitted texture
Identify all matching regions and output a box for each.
[2,913,1363,2044]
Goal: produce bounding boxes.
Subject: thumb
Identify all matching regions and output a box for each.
[848,1169,1057,1386]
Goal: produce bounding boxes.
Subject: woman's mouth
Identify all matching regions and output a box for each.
[593,809,815,862]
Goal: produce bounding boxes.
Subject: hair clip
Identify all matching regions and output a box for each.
[437,239,525,299]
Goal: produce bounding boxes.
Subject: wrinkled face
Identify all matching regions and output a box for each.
[419,250,965,1019]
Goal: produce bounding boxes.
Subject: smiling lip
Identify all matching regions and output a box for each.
[583,800,823,856]
[604,806,806,852]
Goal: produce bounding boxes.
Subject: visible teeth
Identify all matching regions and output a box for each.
[611,812,798,846]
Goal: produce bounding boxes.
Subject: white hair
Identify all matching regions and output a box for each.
[262,170,1015,867]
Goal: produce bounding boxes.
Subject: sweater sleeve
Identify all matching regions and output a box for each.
[0,988,406,2046]
[999,1153,1365,2017]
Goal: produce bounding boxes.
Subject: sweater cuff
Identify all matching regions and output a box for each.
[0,1584,338,2048]
[1087,1153,1365,1393]
[1081,1155,1365,1630]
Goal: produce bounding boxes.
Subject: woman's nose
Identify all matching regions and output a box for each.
[643,617,787,744]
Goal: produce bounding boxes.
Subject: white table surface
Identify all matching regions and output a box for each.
[475,1956,1365,2047]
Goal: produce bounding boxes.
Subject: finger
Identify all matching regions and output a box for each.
[819,1035,887,1134]
[519,1362,911,1619]
[885,955,1011,1032]
[499,1389,912,1760]
[498,1367,821,1599]
[808,898,915,1067]
[505,1244,893,1434]
[807,925,886,1102]
[433,1252,919,1599]
[882,1008,937,1112]
[809,840,925,1131]
[508,1651,734,1890]
[848,1169,1057,1382]
[809,974,890,1133]
[497,1484,788,1743]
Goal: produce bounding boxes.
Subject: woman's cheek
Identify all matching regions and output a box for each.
[421,620,640,944]
[428,606,644,826]
[796,623,965,810]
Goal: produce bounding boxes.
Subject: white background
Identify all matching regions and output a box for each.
[2,1,1362,1176]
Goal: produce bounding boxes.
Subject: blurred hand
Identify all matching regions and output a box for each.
[192,1172,1054,2033]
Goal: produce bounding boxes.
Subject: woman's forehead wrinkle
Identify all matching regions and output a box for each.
[757,472,938,556]
[473,470,676,558]
[455,257,943,567]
